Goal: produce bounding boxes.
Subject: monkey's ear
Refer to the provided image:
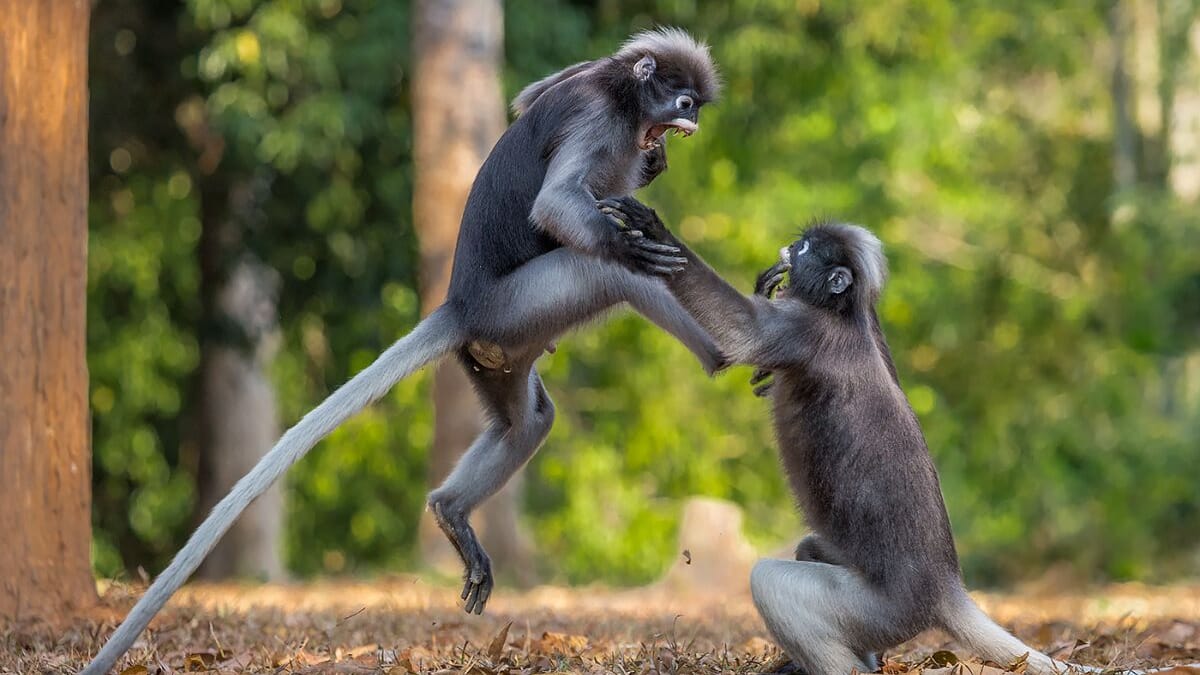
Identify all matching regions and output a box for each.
[633,54,657,81]
[828,267,853,294]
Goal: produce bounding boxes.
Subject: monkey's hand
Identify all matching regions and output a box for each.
[754,262,789,298]
[597,198,686,277]
[597,196,673,242]
[750,367,775,398]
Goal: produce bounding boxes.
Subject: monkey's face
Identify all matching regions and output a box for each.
[630,55,708,150]
[777,232,856,312]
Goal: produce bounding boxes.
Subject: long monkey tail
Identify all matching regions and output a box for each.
[82,306,463,675]
[941,590,1200,675]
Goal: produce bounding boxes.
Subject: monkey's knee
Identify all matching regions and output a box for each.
[750,559,789,608]
[750,558,803,633]
[427,488,463,524]
[794,535,822,562]
[794,534,845,566]
[751,560,871,675]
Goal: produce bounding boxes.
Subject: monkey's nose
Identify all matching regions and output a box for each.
[779,246,791,267]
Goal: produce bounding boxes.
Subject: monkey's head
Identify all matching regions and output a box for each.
[775,223,887,315]
[613,27,721,151]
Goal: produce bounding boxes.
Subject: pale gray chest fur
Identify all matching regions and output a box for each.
[581,146,641,198]
[570,101,643,198]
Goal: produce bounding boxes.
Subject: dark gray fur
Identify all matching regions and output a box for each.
[597,197,1186,675]
[84,29,721,675]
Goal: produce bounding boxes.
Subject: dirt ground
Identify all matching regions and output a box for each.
[3,579,1199,674]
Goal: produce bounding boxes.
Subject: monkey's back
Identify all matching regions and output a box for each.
[446,121,556,296]
[772,330,962,611]
[446,81,594,313]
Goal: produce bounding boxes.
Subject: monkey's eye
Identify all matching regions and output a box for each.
[675,94,695,110]
[796,239,810,256]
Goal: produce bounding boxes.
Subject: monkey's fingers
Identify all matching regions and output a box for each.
[604,212,631,230]
[755,262,790,296]
[755,273,787,298]
[626,251,685,277]
[640,263,686,277]
[753,381,774,398]
[630,249,688,272]
[631,238,681,255]
[597,197,642,214]
[750,368,771,385]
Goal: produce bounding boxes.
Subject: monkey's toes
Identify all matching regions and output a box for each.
[461,561,493,614]
[462,574,492,615]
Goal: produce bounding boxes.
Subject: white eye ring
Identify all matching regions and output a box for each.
[796,240,810,255]
[675,95,694,110]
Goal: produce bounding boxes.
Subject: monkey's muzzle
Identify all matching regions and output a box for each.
[640,118,698,150]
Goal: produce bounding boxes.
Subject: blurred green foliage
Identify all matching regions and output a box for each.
[88,0,1199,587]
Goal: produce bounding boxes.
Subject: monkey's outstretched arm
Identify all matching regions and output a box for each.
[597,197,801,366]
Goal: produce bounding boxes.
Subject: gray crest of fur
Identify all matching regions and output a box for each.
[615,27,721,101]
[511,27,720,117]
[830,223,887,296]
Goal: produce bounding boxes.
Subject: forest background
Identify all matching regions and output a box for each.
[84,0,1200,592]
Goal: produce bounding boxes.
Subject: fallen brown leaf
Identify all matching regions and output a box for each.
[488,621,513,661]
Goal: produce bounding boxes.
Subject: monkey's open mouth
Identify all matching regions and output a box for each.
[640,118,698,150]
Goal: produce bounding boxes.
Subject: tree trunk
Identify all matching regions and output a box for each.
[1110,0,1139,192]
[194,176,285,581]
[0,0,96,619]
[411,0,536,583]
[1162,0,1200,202]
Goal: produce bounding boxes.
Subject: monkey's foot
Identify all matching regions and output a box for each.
[429,497,495,615]
[461,555,493,615]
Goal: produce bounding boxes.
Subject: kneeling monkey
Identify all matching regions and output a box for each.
[598,197,1195,675]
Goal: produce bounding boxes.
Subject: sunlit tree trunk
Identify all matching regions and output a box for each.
[0,0,97,618]
[1161,0,1200,202]
[1157,0,1200,416]
[412,0,536,582]
[194,174,286,581]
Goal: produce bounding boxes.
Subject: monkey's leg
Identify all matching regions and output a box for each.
[790,537,879,670]
[427,364,555,614]
[620,268,728,373]
[482,249,725,373]
[751,559,906,675]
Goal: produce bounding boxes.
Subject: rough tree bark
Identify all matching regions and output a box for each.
[194,175,285,581]
[0,0,97,618]
[412,0,536,582]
